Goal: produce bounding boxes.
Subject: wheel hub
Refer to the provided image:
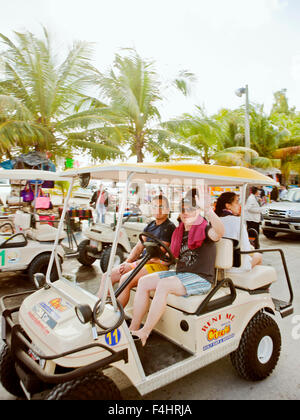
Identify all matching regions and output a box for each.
[257,336,273,364]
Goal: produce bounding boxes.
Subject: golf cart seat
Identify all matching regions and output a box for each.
[14,211,31,231]
[0,232,27,248]
[26,224,67,242]
[226,265,277,290]
[163,238,277,314]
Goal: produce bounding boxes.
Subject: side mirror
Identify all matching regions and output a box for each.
[79,173,90,188]
[33,273,46,289]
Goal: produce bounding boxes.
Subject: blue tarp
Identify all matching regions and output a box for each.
[0,152,56,171]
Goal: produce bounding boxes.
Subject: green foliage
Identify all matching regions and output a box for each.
[0,28,123,161]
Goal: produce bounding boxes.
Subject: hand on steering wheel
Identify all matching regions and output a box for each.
[139,232,176,265]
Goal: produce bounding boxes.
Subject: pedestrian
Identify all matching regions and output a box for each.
[90,185,108,223]
[270,186,279,202]
[245,186,263,249]
[279,185,288,200]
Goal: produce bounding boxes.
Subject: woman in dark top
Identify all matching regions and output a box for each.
[129,188,224,345]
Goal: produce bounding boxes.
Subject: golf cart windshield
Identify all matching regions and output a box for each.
[283,188,300,203]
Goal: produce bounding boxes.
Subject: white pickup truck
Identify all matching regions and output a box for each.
[262,188,300,238]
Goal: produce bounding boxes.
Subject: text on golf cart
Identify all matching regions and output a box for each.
[201,312,235,332]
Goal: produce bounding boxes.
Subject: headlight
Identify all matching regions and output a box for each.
[33,273,46,289]
[261,207,269,215]
[288,210,300,218]
[75,305,93,324]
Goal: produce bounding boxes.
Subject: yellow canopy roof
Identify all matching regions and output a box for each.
[61,162,278,186]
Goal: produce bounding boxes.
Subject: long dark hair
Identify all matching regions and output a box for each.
[215,192,237,217]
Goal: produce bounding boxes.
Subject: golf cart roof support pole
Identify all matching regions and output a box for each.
[239,183,248,250]
[99,171,135,315]
[45,177,75,284]
[34,180,38,219]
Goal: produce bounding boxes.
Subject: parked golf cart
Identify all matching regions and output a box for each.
[77,203,151,272]
[0,170,70,283]
[0,163,294,400]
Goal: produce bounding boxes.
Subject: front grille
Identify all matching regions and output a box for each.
[269,209,287,218]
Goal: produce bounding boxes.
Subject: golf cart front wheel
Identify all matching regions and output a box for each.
[77,239,96,266]
[0,344,25,398]
[100,245,125,272]
[230,311,281,381]
[28,253,61,284]
[45,372,122,400]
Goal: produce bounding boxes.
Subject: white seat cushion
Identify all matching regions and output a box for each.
[226,265,277,290]
[148,287,232,314]
[149,266,276,313]
[27,225,66,242]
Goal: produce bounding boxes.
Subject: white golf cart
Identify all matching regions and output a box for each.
[0,163,294,400]
[77,203,151,272]
[0,170,69,283]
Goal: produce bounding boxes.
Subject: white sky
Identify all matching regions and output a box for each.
[1,0,299,120]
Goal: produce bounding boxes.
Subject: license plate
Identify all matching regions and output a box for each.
[271,220,280,225]
[28,349,46,368]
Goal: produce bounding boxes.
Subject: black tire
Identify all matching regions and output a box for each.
[45,372,122,400]
[262,230,277,239]
[0,344,25,398]
[28,253,61,283]
[230,311,281,381]
[77,239,96,266]
[100,245,125,272]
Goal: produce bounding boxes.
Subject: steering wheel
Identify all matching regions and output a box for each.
[139,231,176,265]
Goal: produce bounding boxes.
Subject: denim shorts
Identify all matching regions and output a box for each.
[156,270,212,297]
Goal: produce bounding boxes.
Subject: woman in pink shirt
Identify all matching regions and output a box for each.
[129,188,224,346]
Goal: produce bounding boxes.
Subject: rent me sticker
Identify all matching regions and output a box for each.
[49,298,72,312]
[202,312,235,351]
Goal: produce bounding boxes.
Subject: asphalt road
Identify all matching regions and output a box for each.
[0,232,299,400]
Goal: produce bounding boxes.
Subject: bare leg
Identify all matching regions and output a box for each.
[251,252,262,268]
[117,267,152,307]
[97,266,126,298]
[129,273,161,331]
[130,275,186,345]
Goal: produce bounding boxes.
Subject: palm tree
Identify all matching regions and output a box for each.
[214,102,300,184]
[94,48,195,162]
[210,105,281,169]
[163,106,222,164]
[0,28,123,162]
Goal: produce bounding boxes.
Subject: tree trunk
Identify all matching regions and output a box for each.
[135,133,144,162]
[136,149,143,162]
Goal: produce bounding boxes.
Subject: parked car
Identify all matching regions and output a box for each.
[262,187,300,238]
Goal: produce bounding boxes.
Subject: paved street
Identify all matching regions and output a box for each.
[0,232,299,400]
